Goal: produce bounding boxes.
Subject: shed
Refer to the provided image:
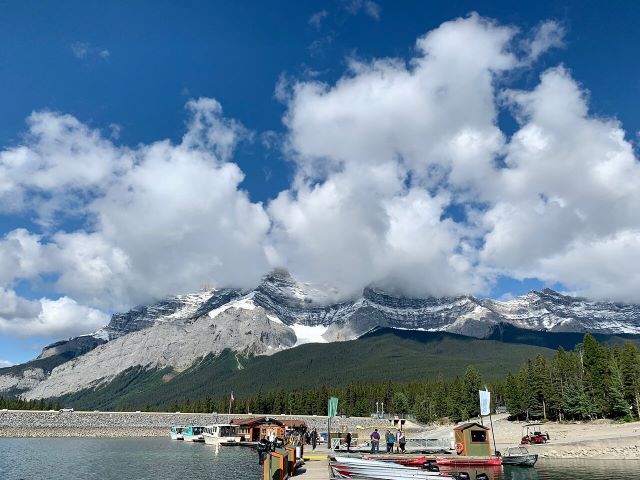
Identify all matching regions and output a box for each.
[231,416,286,442]
[453,422,492,457]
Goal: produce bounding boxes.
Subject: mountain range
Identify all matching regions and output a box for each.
[2,269,640,402]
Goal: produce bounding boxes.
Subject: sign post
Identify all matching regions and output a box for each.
[479,389,497,456]
[328,397,338,450]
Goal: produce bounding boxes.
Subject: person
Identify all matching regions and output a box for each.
[370,428,380,453]
[398,430,406,453]
[268,430,276,443]
[346,431,352,453]
[388,430,396,453]
[311,427,317,450]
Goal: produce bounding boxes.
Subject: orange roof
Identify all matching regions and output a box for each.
[231,416,285,427]
[453,422,490,431]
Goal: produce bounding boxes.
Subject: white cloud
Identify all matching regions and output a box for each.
[0,288,109,338]
[480,66,640,302]
[309,10,328,29]
[344,0,381,20]
[0,360,13,368]
[70,42,110,61]
[0,98,271,315]
[525,20,565,62]
[2,13,640,343]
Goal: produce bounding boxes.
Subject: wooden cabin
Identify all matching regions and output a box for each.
[231,417,287,442]
[453,422,492,457]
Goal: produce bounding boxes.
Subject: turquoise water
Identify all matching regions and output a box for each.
[1,438,640,480]
[0,438,263,480]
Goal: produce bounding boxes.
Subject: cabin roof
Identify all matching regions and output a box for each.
[231,416,285,427]
[280,419,306,428]
[453,422,490,431]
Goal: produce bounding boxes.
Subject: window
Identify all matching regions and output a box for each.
[470,430,487,443]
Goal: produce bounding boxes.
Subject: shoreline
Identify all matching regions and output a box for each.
[2,410,640,460]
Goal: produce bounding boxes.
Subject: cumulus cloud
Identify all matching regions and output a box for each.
[2,12,640,342]
[0,360,13,368]
[0,98,271,316]
[0,288,109,338]
[481,66,640,301]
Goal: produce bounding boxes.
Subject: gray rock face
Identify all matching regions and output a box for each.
[5,270,640,400]
[25,301,296,400]
[38,336,107,360]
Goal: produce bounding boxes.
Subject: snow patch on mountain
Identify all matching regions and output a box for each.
[291,324,329,346]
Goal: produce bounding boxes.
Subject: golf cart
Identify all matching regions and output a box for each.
[520,423,550,445]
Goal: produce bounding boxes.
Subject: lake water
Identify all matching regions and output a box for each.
[0,438,263,480]
[1,438,640,480]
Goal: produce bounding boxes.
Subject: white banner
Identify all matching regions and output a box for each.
[479,389,491,416]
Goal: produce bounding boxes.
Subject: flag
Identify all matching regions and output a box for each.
[479,389,490,416]
[328,397,338,417]
[230,392,235,402]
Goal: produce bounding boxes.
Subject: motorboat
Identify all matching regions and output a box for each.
[202,424,243,445]
[169,425,185,440]
[182,425,205,442]
[436,456,501,466]
[330,456,448,479]
[500,446,538,466]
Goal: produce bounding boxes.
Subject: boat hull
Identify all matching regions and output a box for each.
[436,456,502,466]
[183,435,204,443]
[170,434,184,440]
[331,457,448,479]
[501,454,538,466]
[203,435,242,445]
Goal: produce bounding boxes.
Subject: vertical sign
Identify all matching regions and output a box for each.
[479,389,491,416]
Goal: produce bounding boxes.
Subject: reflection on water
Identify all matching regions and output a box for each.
[442,459,640,480]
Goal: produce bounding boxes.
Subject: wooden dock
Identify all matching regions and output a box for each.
[298,456,329,479]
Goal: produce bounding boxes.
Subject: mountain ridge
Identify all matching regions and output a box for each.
[2,270,640,400]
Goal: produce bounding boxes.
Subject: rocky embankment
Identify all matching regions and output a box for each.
[0,411,392,438]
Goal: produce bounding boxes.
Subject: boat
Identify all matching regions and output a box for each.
[182,425,205,442]
[202,424,243,445]
[169,425,185,440]
[330,456,449,479]
[362,455,428,467]
[500,446,538,466]
[436,456,502,466]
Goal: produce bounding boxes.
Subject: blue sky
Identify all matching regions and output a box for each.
[1,1,640,364]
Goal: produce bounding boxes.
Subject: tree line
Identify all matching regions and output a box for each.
[166,334,640,423]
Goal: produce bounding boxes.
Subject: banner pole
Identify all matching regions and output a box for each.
[489,411,497,456]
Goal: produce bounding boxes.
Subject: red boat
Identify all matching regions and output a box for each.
[436,456,502,466]
[363,456,428,467]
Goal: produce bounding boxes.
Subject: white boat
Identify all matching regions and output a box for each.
[182,425,205,442]
[202,424,243,445]
[331,456,450,479]
[169,425,185,440]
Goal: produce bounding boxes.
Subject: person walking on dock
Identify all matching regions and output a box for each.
[311,427,317,450]
[346,431,352,453]
[370,429,380,453]
[398,430,406,453]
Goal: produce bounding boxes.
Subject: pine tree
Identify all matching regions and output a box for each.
[608,356,631,418]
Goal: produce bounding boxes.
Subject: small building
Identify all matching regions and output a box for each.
[231,417,287,442]
[453,422,492,457]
